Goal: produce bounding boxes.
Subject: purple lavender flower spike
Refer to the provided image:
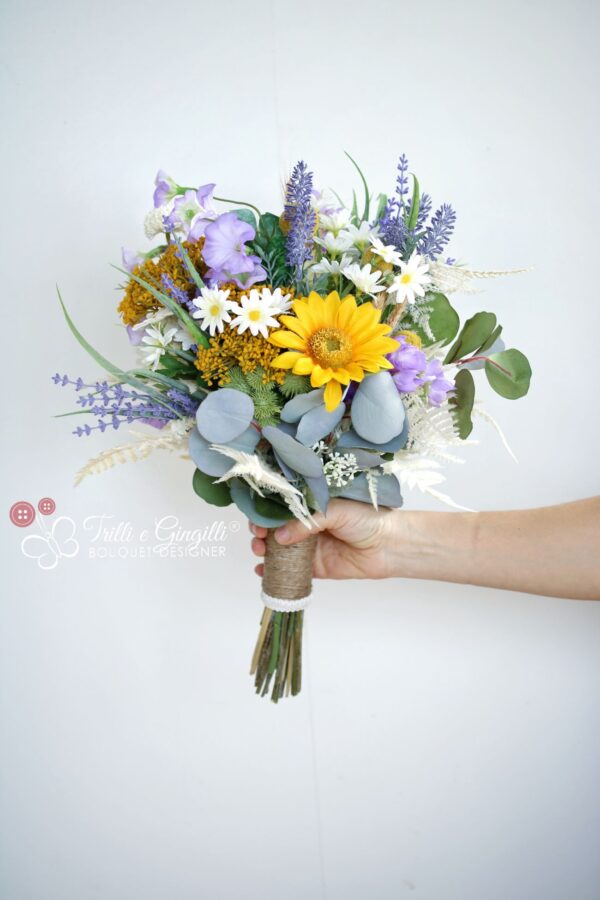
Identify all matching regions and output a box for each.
[161,273,194,311]
[283,161,316,283]
[418,204,457,260]
[387,335,427,393]
[422,359,455,406]
[56,376,197,436]
[395,154,410,207]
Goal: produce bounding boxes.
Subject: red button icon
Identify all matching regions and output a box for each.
[9,501,36,528]
[38,497,56,516]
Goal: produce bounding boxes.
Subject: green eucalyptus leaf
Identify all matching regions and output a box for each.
[408,292,459,346]
[449,369,475,439]
[232,208,258,232]
[229,480,292,527]
[192,469,232,507]
[444,312,497,364]
[484,349,532,399]
[477,323,503,354]
[254,495,295,521]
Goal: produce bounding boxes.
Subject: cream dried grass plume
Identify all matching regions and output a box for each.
[428,261,530,294]
[74,420,193,485]
[210,444,316,527]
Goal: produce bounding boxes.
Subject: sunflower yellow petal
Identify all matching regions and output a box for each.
[278,315,310,339]
[336,295,358,330]
[272,331,306,351]
[269,330,304,349]
[332,368,351,385]
[271,351,303,369]
[292,356,314,375]
[310,364,333,387]
[345,362,365,381]
[323,380,343,411]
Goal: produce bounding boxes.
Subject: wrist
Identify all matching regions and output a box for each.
[385,509,479,584]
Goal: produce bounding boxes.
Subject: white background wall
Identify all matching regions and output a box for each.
[1,1,599,897]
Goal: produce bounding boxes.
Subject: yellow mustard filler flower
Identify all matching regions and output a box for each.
[269,291,398,411]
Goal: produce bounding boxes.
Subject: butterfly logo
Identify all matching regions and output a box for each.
[21,516,79,570]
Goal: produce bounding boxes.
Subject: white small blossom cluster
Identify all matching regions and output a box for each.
[322,452,359,488]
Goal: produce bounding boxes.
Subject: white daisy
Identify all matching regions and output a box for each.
[229,291,280,338]
[314,230,355,255]
[140,324,178,370]
[173,326,196,352]
[370,237,403,267]
[191,287,233,336]
[318,208,352,234]
[388,251,431,304]
[345,221,376,251]
[341,262,385,296]
[132,307,173,331]
[259,286,293,315]
[310,253,354,276]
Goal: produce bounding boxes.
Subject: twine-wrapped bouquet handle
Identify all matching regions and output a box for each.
[251,529,318,701]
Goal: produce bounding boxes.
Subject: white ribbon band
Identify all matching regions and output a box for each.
[261,590,313,612]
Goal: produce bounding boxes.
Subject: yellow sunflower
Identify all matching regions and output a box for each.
[270,291,398,411]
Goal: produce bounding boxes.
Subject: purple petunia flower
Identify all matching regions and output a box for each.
[388,335,428,393]
[422,358,455,406]
[126,325,144,346]
[203,212,266,288]
[122,247,145,272]
[153,170,179,208]
[164,184,217,240]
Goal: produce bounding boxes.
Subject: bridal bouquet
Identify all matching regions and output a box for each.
[54,153,531,701]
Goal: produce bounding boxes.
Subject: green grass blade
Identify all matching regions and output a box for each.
[344,151,371,221]
[170,232,206,294]
[57,286,123,377]
[57,287,177,409]
[406,174,421,231]
[110,264,209,348]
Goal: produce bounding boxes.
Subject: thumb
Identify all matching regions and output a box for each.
[273,500,348,546]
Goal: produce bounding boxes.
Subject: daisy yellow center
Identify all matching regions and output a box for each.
[248,309,262,322]
[400,273,412,283]
[209,304,221,316]
[308,326,353,369]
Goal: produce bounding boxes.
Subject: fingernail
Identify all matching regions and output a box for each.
[275,526,290,543]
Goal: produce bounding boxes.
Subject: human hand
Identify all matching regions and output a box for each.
[249,498,399,580]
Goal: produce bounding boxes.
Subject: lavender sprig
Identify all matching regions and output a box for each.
[53,375,199,436]
[417,204,457,260]
[395,154,410,208]
[160,273,195,312]
[377,154,457,260]
[283,161,316,284]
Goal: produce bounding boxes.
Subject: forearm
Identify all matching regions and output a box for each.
[387,498,600,600]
